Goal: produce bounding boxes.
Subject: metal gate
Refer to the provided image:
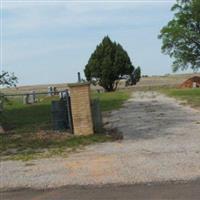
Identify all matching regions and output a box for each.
[51,91,73,132]
[2,89,73,133]
[91,98,103,134]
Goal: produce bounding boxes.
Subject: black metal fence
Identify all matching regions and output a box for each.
[0,90,73,133]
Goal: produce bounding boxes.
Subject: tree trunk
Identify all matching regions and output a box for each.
[100,82,116,92]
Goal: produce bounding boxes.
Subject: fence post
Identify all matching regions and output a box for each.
[92,99,103,134]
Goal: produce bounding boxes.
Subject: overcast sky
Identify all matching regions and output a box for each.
[1,0,194,86]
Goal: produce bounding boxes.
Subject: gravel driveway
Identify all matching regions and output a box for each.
[1,91,200,190]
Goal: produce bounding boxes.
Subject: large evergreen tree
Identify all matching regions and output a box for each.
[159,0,200,72]
[84,36,134,91]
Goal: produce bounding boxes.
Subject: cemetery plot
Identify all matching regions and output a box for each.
[0,87,119,160]
[0,92,61,134]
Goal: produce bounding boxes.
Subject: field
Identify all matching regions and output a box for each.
[135,73,200,88]
[2,73,200,95]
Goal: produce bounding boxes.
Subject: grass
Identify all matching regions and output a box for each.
[0,133,114,161]
[0,96,59,134]
[160,88,200,108]
[92,90,131,112]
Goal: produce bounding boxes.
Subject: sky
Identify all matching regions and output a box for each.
[0,0,194,86]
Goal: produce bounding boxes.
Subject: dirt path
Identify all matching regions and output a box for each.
[106,91,200,140]
[1,91,200,190]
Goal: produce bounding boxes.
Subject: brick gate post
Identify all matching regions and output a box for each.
[68,83,94,136]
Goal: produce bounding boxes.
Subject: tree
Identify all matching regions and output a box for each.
[158,0,200,72]
[134,66,141,84]
[0,71,17,106]
[129,66,141,85]
[0,71,17,87]
[84,36,134,91]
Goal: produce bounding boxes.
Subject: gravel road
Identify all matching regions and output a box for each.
[1,91,200,190]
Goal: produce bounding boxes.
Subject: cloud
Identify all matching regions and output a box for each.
[1,0,176,85]
[2,1,175,36]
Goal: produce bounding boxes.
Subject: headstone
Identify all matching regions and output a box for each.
[29,91,36,103]
[23,91,36,104]
[28,93,35,104]
[48,86,52,96]
[23,94,29,104]
[53,87,57,95]
[59,90,68,100]
[59,92,62,99]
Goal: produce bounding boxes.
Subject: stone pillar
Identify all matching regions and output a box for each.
[68,83,94,136]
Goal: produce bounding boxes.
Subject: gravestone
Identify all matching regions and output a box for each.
[48,86,53,96]
[23,91,36,104]
[28,91,36,104]
[59,90,68,99]
[23,94,29,104]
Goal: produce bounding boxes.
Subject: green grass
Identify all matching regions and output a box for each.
[92,90,131,112]
[161,88,200,108]
[0,133,114,161]
[0,96,59,134]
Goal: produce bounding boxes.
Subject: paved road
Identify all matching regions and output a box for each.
[1,180,200,200]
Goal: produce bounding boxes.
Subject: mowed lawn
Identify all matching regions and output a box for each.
[0,90,129,160]
[161,88,200,108]
[0,96,58,134]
